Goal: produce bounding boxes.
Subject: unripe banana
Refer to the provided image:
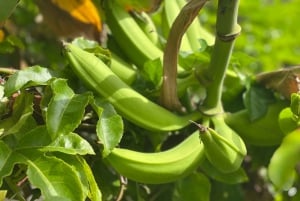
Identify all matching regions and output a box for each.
[104,1,163,68]
[268,128,300,190]
[133,11,161,48]
[192,116,247,173]
[104,131,204,184]
[110,53,136,85]
[225,101,288,146]
[64,43,201,131]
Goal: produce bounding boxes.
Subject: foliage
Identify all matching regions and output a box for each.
[1,0,300,201]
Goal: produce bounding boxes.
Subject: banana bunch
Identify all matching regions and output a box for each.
[192,115,247,173]
[64,43,201,131]
[104,131,204,184]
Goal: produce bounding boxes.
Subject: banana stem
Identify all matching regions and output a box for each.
[160,0,208,112]
[200,0,241,115]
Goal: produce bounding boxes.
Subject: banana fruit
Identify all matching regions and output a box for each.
[104,131,204,184]
[268,128,300,190]
[104,1,163,69]
[133,11,161,48]
[192,116,247,173]
[225,101,287,146]
[64,43,201,131]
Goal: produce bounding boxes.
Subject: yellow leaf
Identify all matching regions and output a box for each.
[0,29,4,42]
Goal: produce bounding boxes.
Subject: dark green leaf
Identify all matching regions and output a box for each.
[173,172,211,201]
[244,85,275,121]
[92,98,123,157]
[0,141,26,186]
[0,0,19,23]
[0,92,36,137]
[4,66,53,97]
[46,79,91,139]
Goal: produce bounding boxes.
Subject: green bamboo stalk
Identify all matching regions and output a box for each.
[200,0,241,115]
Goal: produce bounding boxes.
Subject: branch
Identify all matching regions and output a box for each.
[160,0,208,112]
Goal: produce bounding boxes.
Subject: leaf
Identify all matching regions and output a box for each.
[25,151,85,201]
[0,0,19,24]
[46,79,91,139]
[4,66,53,97]
[0,141,26,186]
[200,159,248,184]
[92,98,123,157]
[243,85,275,121]
[17,125,94,155]
[0,92,36,137]
[53,153,102,201]
[143,58,163,88]
[41,133,95,155]
[173,172,211,201]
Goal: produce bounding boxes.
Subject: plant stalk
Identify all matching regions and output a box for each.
[200,0,241,115]
[160,0,208,112]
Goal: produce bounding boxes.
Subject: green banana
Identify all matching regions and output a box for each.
[133,11,161,48]
[162,0,193,52]
[64,43,201,131]
[193,116,247,173]
[175,0,215,48]
[225,101,288,146]
[104,131,204,184]
[104,1,163,69]
[268,128,300,190]
[110,53,136,85]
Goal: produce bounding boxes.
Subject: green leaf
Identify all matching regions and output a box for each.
[268,129,300,190]
[200,159,248,184]
[17,126,94,155]
[173,172,211,201]
[92,98,123,157]
[0,0,19,23]
[53,153,102,201]
[4,66,53,97]
[25,152,85,201]
[142,58,163,88]
[244,85,275,121]
[46,79,91,139]
[0,92,36,137]
[41,133,95,155]
[0,141,26,186]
